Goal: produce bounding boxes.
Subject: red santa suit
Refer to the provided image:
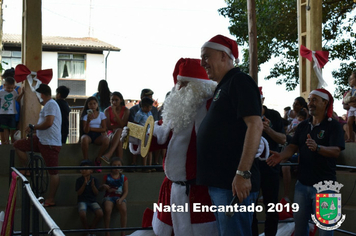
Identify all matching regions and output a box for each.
[152,58,218,236]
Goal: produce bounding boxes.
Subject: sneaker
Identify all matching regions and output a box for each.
[94,160,102,173]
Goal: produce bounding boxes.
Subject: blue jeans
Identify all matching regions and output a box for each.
[78,201,101,212]
[294,181,334,236]
[208,187,259,236]
[103,196,126,204]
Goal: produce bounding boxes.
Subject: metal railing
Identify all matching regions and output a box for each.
[8,157,356,235]
[68,109,81,144]
[10,167,65,236]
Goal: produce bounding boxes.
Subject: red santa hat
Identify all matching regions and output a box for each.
[202,34,239,64]
[309,88,334,121]
[173,58,211,84]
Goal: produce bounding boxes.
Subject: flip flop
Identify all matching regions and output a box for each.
[100,156,110,165]
[43,202,56,207]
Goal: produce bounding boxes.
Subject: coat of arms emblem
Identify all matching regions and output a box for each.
[311,180,346,230]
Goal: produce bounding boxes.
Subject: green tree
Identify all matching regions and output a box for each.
[219,0,356,99]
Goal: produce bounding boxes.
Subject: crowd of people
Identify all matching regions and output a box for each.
[0,33,353,236]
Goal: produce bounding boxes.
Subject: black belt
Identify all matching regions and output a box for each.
[173,179,196,196]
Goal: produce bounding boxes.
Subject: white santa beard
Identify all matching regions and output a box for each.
[162,81,216,133]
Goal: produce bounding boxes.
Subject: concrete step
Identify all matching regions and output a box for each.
[1,171,165,208]
[339,142,356,167]
[1,142,355,235]
[1,143,163,175]
[336,170,356,206]
[8,171,165,235]
[334,205,356,236]
[12,203,153,236]
[12,205,356,236]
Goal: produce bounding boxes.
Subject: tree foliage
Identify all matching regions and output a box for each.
[219,0,356,99]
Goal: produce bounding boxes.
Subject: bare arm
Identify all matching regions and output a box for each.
[106,107,130,130]
[16,89,24,103]
[232,115,263,202]
[118,180,128,205]
[77,177,90,196]
[34,115,54,130]
[84,115,107,133]
[91,178,99,195]
[89,118,107,133]
[266,144,299,166]
[83,120,90,134]
[305,134,341,158]
[121,180,129,200]
[262,117,286,145]
[317,146,341,158]
[99,184,110,192]
[113,108,130,128]
[105,108,111,130]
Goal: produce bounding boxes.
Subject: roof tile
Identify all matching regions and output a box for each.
[2,34,121,51]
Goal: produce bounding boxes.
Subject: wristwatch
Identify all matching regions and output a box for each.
[316,145,321,153]
[236,170,252,179]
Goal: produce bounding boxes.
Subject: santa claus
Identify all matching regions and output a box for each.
[151,58,219,236]
[127,58,268,236]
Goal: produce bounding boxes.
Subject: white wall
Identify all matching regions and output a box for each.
[85,53,105,96]
[41,51,105,97]
[42,51,58,91]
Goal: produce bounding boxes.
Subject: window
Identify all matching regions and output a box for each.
[2,50,21,70]
[58,53,86,95]
[58,53,86,79]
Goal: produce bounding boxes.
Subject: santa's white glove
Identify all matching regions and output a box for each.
[153,120,171,144]
[129,141,141,155]
[256,136,270,161]
[120,126,129,143]
[120,126,140,145]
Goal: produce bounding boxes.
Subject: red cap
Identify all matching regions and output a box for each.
[309,88,334,121]
[172,58,210,85]
[202,35,239,63]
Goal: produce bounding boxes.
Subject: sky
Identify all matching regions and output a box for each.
[2,0,348,116]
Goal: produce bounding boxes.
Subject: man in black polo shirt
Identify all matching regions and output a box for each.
[197,35,263,236]
[267,89,345,236]
[252,87,286,236]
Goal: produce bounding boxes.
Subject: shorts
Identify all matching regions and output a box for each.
[13,136,61,175]
[0,114,16,130]
[107,128,122,141]
[78,201,102,212]
[348,106,356,117]
[84,131,102,143]
[103,196,126,204]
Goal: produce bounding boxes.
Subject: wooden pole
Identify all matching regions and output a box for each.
[0,0,3,72]
[20,0,42,136]
[247,0,258,84]
[298,0,322,99]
